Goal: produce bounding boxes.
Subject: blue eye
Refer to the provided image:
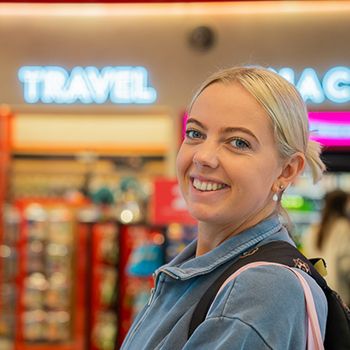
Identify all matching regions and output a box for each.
[185,129,203,140]
[230,138,250,150]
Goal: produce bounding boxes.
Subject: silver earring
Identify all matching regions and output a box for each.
[272,193,278,202]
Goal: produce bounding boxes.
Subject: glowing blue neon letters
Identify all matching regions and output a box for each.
[18,66,157,104]
[270,66,350,104]
[18,65,350,105]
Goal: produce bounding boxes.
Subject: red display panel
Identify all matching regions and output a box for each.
[151,178,196,225]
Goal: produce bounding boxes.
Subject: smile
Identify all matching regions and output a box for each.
[192,178,228,192]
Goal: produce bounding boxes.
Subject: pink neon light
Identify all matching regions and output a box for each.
[182,112,188,140]
[308,111,350,147]
[310,137,350,147]
[308,111,350,125]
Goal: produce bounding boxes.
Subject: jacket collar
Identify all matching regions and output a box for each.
[158,215,286,280]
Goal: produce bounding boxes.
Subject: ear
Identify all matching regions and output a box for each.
[273,152,305,191]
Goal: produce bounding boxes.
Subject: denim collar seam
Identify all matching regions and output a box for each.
[161,222,282,279]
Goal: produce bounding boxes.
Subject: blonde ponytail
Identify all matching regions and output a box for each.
[305,139,326,184]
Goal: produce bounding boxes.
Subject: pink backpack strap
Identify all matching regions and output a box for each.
[215,261,324,350]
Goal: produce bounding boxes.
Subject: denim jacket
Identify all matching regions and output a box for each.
[121,215,327,350]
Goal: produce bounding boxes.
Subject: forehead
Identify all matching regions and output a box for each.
[190,82,273,132]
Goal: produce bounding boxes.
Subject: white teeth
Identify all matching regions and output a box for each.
[193,178,200,189]
[193,178,226,192]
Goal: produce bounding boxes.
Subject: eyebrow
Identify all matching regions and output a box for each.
[186,118,206,129]
[186,117,259,143]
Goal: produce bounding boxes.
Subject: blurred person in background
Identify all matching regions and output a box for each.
[121,66,328,349]
[303,189,350,306]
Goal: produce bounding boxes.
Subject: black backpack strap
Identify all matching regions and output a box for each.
[188,240,326,339]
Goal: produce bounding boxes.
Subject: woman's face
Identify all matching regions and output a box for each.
[176,82,284,229]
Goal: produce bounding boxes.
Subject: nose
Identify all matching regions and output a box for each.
[193,142,219,169]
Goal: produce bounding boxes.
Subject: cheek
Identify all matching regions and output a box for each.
[237,156,279,189]
[256,157,281,187]
[176,145,190,178]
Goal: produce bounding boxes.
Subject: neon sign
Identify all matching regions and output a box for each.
[270,66,350,104]
[309,111,350,147]
[18,66,157,104]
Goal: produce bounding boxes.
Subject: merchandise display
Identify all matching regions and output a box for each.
[118,225,165,346]
[1,172,169,349]
[19,202,74,344]
[90,222,119,350]
[0,200,91,350]
[0,205,20,350]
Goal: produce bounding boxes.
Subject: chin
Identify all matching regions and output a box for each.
[187,206,220,224]
[187,207,208,221]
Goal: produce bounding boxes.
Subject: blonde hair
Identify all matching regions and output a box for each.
[189,66,326,183]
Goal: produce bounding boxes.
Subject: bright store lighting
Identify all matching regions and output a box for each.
[0,2,350,17]
[120,209,134,224]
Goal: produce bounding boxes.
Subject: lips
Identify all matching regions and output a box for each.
[191,177,229,192]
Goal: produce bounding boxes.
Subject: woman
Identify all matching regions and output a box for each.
[303,190,350,306]
[121,67,328,349]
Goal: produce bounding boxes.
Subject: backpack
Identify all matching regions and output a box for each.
[188,241,350,350]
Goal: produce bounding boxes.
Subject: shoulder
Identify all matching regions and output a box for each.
[208,263,327,335]
[210,264,306,315]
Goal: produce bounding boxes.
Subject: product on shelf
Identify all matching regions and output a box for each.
[118,225,165,344]
[22,309,47,341]
[23,272,48,310]
[127,242,163,278]
[46,310,71,342]
[0,284,17,338]
[115,176,147,225]
[46,272,70,309]
[0,205,20,349]
[90,222,119,350]
[92,311,118,350]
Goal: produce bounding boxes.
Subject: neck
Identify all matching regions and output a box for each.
[195,209,277,256]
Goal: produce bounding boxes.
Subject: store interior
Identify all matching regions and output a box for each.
[2,100,350,350]
[1,1,350,350]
